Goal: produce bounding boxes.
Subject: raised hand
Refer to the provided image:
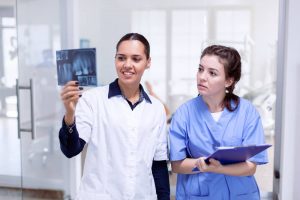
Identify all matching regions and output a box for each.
[60,81,83,125]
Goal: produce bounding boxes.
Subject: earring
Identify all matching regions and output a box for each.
[225,88,229,93]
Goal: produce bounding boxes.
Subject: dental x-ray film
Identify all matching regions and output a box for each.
[56,48,97,86]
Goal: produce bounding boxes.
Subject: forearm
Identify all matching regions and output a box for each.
[59,117,85,158]
[213,161,257,176]
[171,158,199,174]
[64,112,75,125]
[152,160,170,200]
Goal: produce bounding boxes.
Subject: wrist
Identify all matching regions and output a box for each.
[64,117,76,134]
[64,114,75,126]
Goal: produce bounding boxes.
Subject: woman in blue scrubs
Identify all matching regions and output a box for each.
[169,45,268,200]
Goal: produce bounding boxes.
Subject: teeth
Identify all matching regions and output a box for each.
[123,72,133,75]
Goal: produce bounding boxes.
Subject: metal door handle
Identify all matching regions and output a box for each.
[16,79,36,139]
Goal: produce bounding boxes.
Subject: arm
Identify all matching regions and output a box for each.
[59,117,86,158]
[152,160,170,200]
[195,158,257,176]
[172,157,256,176]
[59,81,85,158]
[171,158,199,174]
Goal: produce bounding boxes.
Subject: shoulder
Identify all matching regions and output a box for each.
[148,95,166,112]
[173,96,199,117]
[82,85,108,97]
[178,96,199,110]
[79,85,109,106]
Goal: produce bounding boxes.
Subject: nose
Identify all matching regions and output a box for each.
[124,58,132,69]
[198,71,207,81]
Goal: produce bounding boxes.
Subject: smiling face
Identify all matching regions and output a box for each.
[197,55,233,100]
[115,40,151,88]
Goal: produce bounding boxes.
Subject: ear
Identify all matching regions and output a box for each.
[146,57,151,69]
[225,78,234,88]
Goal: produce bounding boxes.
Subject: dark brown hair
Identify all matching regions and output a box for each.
[116,33,150,59]
[201,45,241,111]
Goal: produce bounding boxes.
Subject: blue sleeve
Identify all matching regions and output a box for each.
[59,118,86,158]
[242,104,268,164]
[169,108,188,161]
[152,160,170,200]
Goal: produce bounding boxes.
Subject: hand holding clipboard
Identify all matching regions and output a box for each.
[192,144,271,172]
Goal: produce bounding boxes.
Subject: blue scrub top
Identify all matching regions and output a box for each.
[169,96,268,200]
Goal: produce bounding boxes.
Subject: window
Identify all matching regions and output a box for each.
[131,10,167,101]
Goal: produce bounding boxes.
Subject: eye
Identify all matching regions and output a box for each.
[209,71,217,76]
[116,55,125,61]
[132,56,142,63]
[198,67,204,72]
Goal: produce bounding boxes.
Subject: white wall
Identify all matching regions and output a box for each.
[278,0,300,199]
[252,0,278,84]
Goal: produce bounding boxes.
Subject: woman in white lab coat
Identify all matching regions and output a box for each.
[59,33,170,200]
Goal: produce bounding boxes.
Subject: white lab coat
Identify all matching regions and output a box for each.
[75,84,168,200]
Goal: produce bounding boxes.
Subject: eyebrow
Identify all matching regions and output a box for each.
[116,53,142,56]
[199,64,219,72]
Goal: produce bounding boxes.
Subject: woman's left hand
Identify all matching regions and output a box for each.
[196,157,222,173]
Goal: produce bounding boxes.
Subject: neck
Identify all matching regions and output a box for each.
[118,80,140,103]
[202,94,225,113]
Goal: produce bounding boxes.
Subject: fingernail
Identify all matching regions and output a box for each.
[79,87,83,90]
[79,94,82,97]
[75,81,79,85]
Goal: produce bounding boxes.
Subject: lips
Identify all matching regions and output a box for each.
[121,71,135,78]
[197,84,207,89]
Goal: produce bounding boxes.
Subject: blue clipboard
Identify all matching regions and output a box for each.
[192,144,271,172]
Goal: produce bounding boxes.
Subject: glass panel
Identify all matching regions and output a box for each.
[2,17,16,27]
[0,3,22,199]
[170,10,208,110]
[215,9,252,87]
[131,10,167,102]
[16,0,71,199]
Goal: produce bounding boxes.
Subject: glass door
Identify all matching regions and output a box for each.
[16,0,72,199]
[0,2,22,199]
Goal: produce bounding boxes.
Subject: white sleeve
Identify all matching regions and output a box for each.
[153,106,169,161]
[75,92,94,143]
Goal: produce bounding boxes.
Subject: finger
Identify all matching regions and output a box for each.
[61,86,83,100]
[196,157,208,171]
[64,80,79,88]
[195,159,202,172]
[64,95,80,104]
[198,157,207,166]
[61,90,82,101]
[209,158,221,167]
[62,85,82,95]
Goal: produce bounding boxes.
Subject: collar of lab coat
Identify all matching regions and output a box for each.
[108,78,152,103]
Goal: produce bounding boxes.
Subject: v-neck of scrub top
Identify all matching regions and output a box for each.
[211,111,223,122]
[197,96,234,144]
